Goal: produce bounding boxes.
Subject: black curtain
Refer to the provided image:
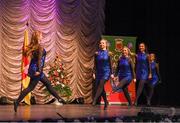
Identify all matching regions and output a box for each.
[104,0,180,106]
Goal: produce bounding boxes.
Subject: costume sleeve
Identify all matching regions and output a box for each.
[114,59,120,77]
[108,52,113,75]
[147,54,152,75]
[38,46,44,73]
[134,54,137,73]
[93,52,98,74]
[129,58,136,79]
[156,63,162,83]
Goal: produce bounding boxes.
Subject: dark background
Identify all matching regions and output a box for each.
[104,0,180,106]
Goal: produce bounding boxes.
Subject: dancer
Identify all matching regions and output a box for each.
[146,53,161,106]
[134,42,152,106]
[14,31,65,112]
[92,39,113,110]
[112,46,136,106]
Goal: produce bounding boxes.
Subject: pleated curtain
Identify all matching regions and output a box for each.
[0,0,105,104]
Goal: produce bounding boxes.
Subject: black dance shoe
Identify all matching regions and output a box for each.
[104,101,108,110]
[128,102,132,107]
[58,98,66,104]
[134,101,138,106]
[14,100,18,112]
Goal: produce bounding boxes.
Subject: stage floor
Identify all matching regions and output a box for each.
[0,104,180,122]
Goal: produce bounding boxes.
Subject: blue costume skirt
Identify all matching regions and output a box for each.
[149,77,158,86]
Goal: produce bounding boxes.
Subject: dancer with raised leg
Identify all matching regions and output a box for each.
[112,46,136,106]
[14,31,65,112]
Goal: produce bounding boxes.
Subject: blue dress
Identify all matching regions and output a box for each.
[95,50,111,81]
[149,61,159,86]
[116,56,133,84]
[136,52,149,80]
[28,48,46,80]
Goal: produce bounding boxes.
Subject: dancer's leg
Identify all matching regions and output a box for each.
[101,88,108,110]
[14,78,39,112]
[123,86,132,106]
[134,80,146,105]
[92,79,106,105]
[40,75,65,103]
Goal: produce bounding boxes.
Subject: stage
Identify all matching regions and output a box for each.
[0,104,180,122]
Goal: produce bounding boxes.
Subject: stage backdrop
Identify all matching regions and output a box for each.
[102,35,137,104]
[0,0,105,104]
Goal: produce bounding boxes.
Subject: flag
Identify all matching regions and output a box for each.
[21,29,31,105]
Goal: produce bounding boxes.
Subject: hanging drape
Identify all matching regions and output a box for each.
[0,0,105,104]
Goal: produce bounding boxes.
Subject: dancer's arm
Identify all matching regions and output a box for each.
[147,54,152,79]
[93,52,98,79]
[36,46,44,76]
[108,51,114,78]
[129,58,136,82]
[156,63,162,83]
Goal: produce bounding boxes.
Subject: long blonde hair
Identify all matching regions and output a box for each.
[123,46,136,63]
[24,31,42,56]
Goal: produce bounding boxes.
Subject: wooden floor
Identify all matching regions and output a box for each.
[0,104,180,122]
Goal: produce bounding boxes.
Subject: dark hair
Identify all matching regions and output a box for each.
[149,53,158,63]
[138,42,149,53]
